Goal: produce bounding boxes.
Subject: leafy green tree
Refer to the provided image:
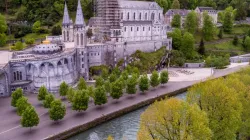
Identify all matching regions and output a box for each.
[139,74,149,93]
[169,28,182,50]
[94,86,107,106]
[218,28,223,39]
[25,38,35,45]
[160,71,169,85]
[38,86,48,101]
[223,11,233,33]
[232,0,247,20]
[125,65,132,74]
[233,35,238,46]
[59,81,68,98]
[150,70,160,88]
[95,76,105,87]
[32,21,41,33]
[21,106,39,130]
[67,87,75,103]
[198,38,205,55]
[0,33,6,47]
[137,98,212,140]
[112,66,121,77]
[87,86,95,100]
[43,94,55,108]
[110,80,123,100]
[109,74,117,83]
[181,32,195,59]
[171,0,180,9]
[244,36,250,51]
[187,78,242,140]
[51,25,62,35]
[104,81,111,94]
[184,11,198,34]
[72,90,89,112]
[126,75,138,95]
[49,99,66,121]
[171,14,181,28]
[0,13,7,33]
[16,97,31,116]
[132,67,140,78]
[121,70,129,80]
[78,77,87,90]
[101,68,109,80]
[155,0,169,13]
[14,41,25,50]
[11,88,23,107]
[202,12,215,41]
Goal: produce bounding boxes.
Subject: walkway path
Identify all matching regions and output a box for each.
[0,64,248,140]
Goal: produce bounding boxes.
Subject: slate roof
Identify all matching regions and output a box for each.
[165,9,190,16]
[196,7,217,13]
[119,0,162,10]
[75,0,85,26]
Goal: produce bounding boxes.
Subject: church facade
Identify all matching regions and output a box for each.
[0,0,172,97]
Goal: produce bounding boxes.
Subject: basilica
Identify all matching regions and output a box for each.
[0,0,172,97]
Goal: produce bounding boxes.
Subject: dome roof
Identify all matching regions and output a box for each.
[33,41,61,54]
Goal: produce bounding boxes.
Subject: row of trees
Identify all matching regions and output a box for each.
[11,66,169,129]
[172,11,216,41]
[138,68,250,139]
[11,89,39,129]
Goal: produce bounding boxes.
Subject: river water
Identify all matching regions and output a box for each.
[68,92,187,140]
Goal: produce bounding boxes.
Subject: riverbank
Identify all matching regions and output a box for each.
[0,64,248,140]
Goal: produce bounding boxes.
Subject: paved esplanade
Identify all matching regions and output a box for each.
[0,64,248,140]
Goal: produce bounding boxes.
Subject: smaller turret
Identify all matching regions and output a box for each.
[62,1,74,42]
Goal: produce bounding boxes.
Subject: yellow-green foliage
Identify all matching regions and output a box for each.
[130,47,166,73]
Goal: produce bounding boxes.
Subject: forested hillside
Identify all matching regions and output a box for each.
[0,0,249,25]
[0,0,249,49]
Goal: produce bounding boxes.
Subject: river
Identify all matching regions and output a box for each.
[68,92,187,140]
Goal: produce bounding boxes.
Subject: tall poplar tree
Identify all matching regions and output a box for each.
[184,11,198,34]
[202,12,215,41]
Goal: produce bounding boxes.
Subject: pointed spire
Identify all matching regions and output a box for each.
[63,1,71,25]
[75,0,85,26]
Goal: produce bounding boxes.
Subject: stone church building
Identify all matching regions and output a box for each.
[0,0,172,97]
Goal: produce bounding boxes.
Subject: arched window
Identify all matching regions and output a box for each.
[58,61,62,66]
[17,72,19,81]
[139,13,141,20]
[133,13,136,20]
[67,31,69,41]
[127,13,129,20]
[159,13,161,20]
[20,72,22,80]
[77,34,79,45]
[151,13,155,20]
[64,31,66,41]
[64,59,68,64]
[121,12,123,19]
[14,72,16,81]
[81,34,83,45]
[145,13,147,20]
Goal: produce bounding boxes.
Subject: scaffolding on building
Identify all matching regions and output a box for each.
[95,0,121,40]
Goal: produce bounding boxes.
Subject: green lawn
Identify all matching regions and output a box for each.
[194,25,249,43]
[205,39,243,51]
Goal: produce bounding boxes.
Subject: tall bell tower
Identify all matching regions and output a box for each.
[74,0,89,79]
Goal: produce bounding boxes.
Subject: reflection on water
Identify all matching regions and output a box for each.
[68,92,187,140]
